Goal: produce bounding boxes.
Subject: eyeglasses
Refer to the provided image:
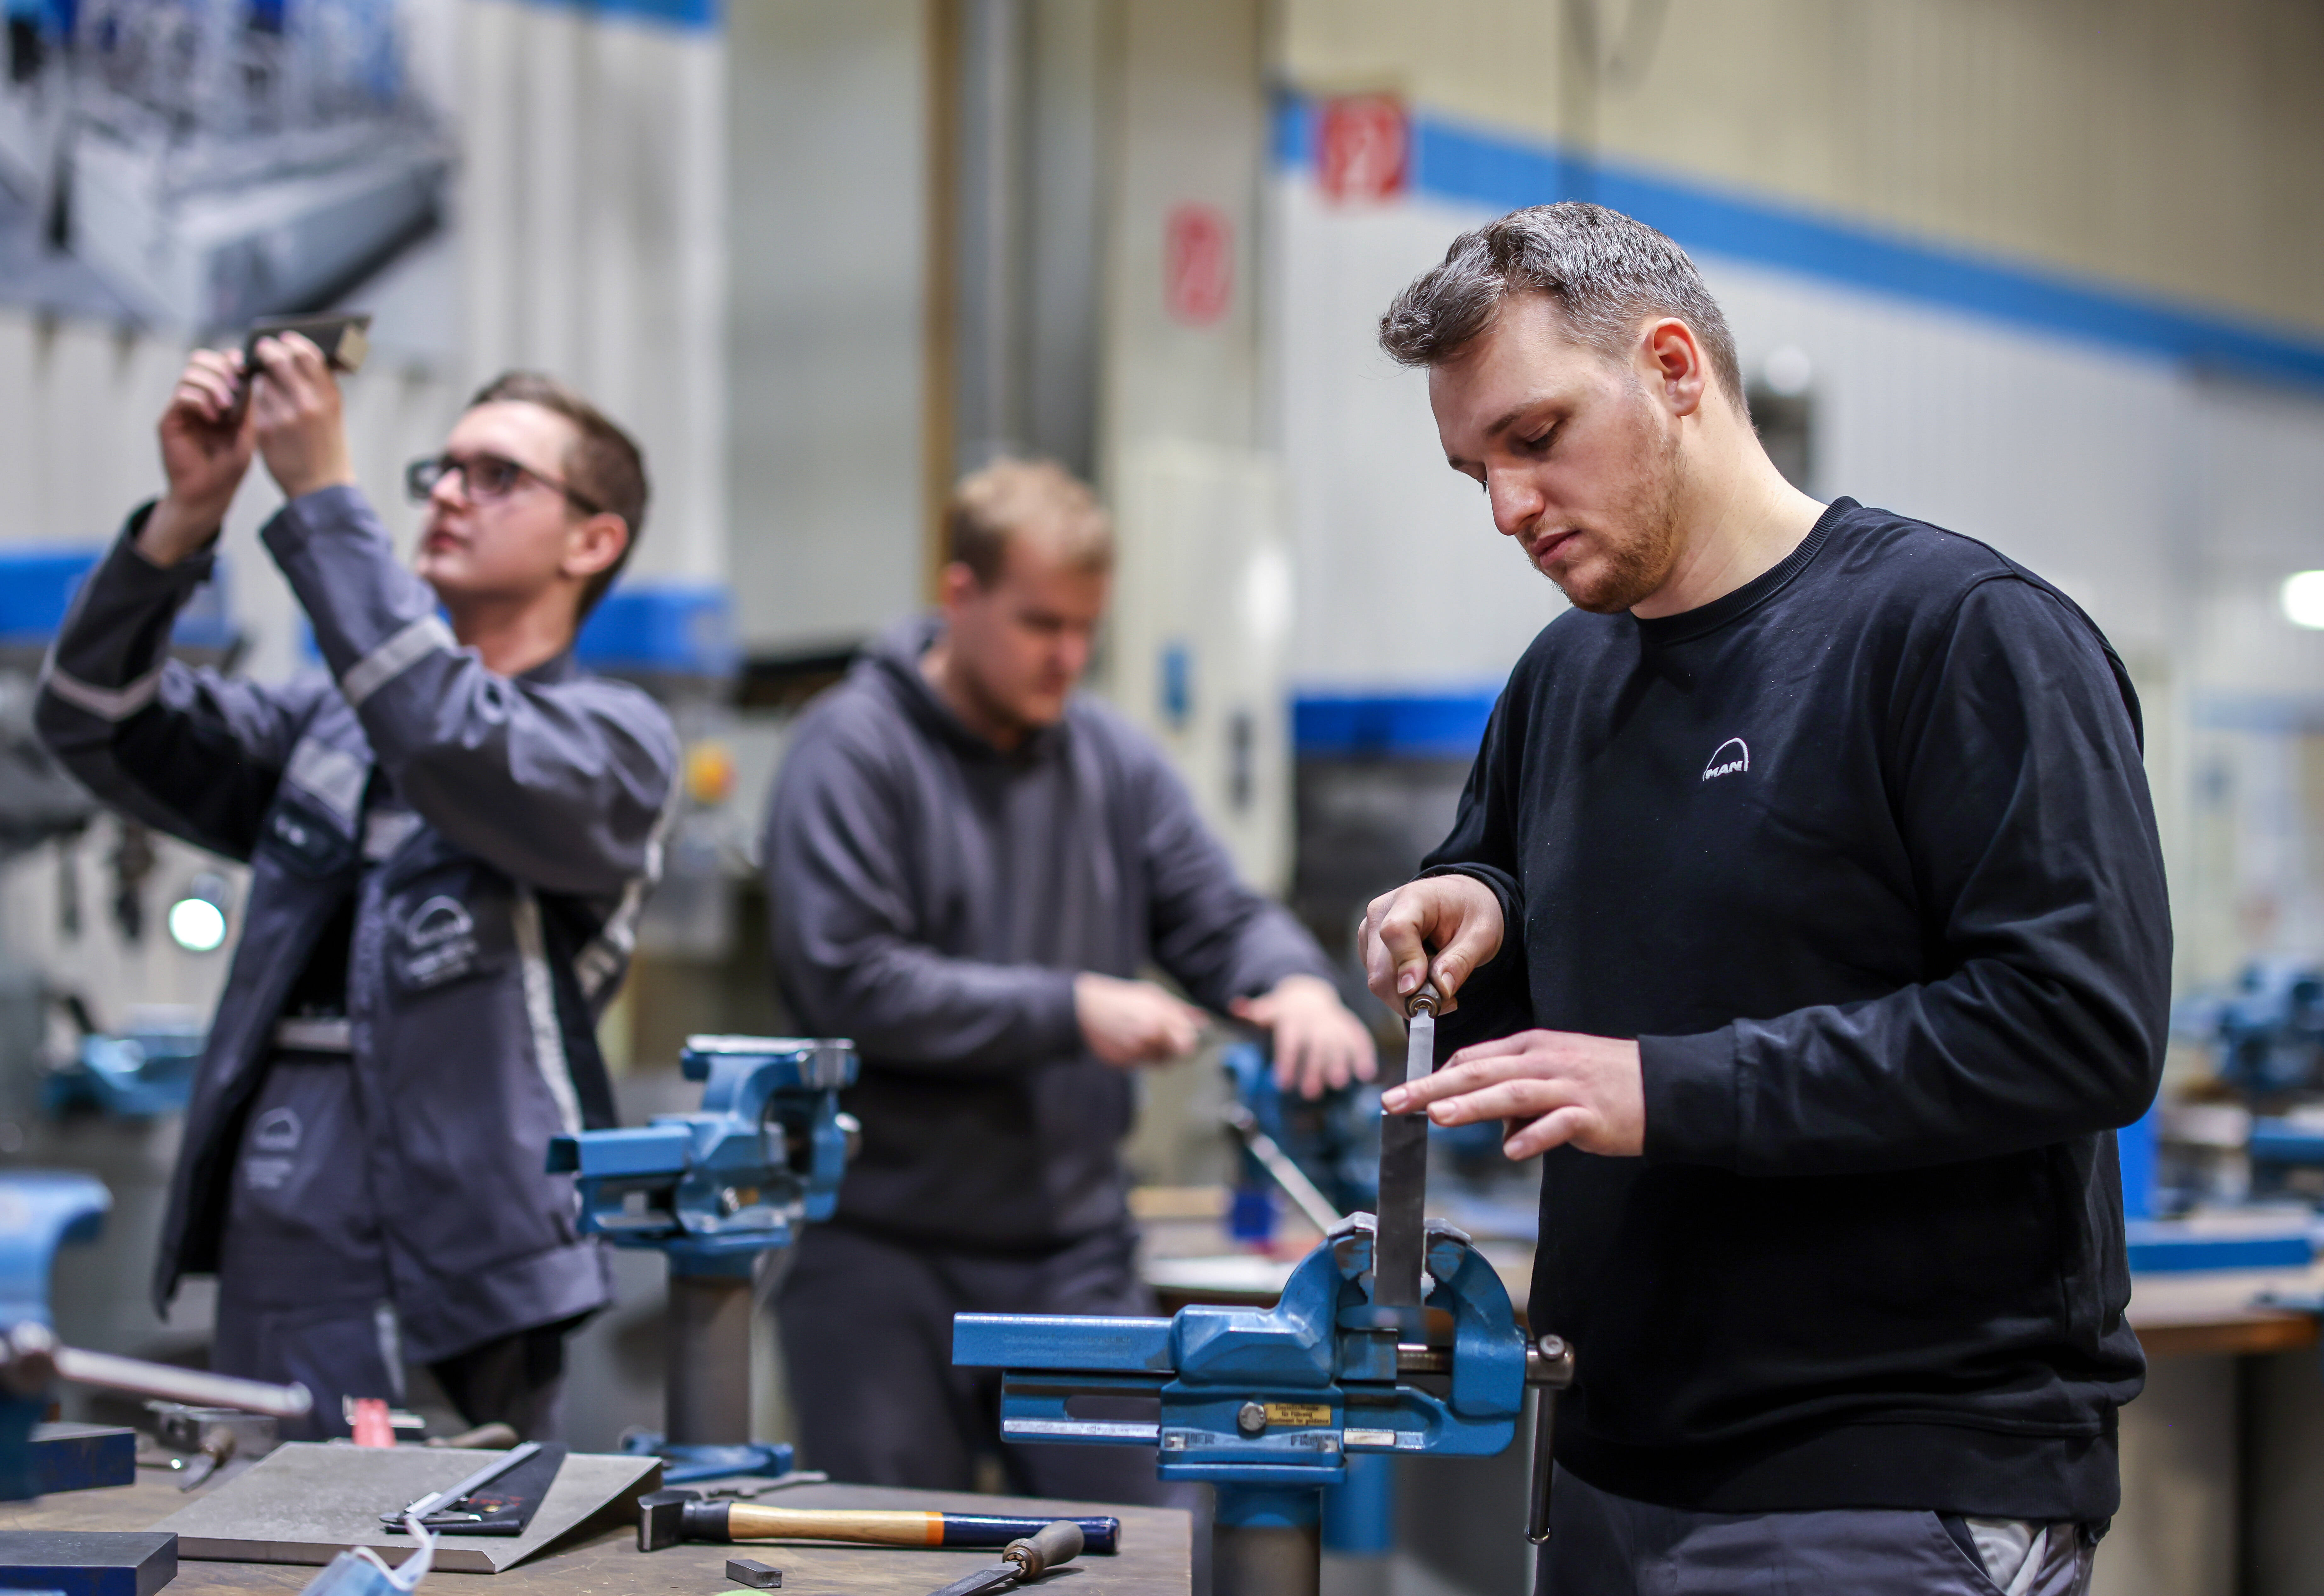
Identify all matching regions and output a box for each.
[404,452,603,516]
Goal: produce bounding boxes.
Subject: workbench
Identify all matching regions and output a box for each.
[0,1478,1192,1596]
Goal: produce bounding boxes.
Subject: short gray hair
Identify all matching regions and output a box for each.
[1378,202,1744,407]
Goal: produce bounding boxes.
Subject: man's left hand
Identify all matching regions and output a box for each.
[1230,975,1377,1100]
[249,334,357,501]
[1382,1029,1645,1158]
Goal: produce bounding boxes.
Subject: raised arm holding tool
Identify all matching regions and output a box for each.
[37,341,677,1443]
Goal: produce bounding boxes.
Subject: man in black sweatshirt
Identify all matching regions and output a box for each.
[1360,204,2168,1594]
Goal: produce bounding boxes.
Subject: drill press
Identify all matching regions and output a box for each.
[547,1034,858,1482]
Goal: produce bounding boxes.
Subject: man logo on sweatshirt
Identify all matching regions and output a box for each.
[1702,738,1750,781]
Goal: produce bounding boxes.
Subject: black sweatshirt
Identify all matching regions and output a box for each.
[1424,498,2169,1522]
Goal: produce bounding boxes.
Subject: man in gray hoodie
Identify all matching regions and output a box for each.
[765,457,1373,1499]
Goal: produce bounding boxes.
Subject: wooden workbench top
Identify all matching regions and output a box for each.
[0,1476,1191,1595]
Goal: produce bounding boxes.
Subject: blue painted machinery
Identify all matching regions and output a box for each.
[0,1170,310,1500]
[1220,1042,1380,1241]
[547,1034,858,1483]
[955,1212,1571,1596]
[2174,963,2324,1197]
[42,1020,206,1120]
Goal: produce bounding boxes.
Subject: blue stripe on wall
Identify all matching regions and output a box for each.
[1294,692,1500,760]
[1275,95,2324,393]
[521,0,719,31]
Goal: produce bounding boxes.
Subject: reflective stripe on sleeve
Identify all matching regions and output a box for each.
[41,664,164,722]
[340,614,456,708]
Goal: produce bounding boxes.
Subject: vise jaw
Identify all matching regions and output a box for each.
[954,1214,1528,1490]
[547,1036,858,1277]
[0,1173,110,1500]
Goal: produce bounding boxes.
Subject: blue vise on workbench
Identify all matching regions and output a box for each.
[0,1172,113,1500]
[547,1035,858,1482]
[548,1034,858,1272]
[957,1211,1553,1596]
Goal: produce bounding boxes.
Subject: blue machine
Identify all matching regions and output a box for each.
[2174,962,2324,1196]
[0,1171,310,1503]
[547,1035,857,1483]
[0,1172,115,1501]
[1221,1043,1379,1241]
[956,1212,1570,1596]
[42,1019,207,1120]
[2178,962,2324,1106]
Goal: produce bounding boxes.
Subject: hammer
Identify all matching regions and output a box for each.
[636,1491,1121,1555]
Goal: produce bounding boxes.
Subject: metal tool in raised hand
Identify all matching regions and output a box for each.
[380,1441,542,1528]
[1372,981,1438,1307]
[923,1519,1084,1596]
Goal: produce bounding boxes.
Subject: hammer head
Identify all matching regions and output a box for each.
[636,1488,699,1553]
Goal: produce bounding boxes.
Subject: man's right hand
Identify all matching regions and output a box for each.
[1360,873,1505,1015]
[1075,972,1207,1067]
[141,350,256,568]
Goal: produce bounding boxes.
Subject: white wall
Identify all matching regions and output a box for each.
[726,0,929,656]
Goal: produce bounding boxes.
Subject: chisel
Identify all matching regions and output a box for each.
[1373,981,1438,1307]
[921,1519,1084,1596]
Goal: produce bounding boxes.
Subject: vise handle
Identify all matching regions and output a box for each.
[1526,1335,1576,1545]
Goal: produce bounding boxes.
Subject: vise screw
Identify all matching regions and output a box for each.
[954,1213,1573,1596]
[548,1035,858,1481]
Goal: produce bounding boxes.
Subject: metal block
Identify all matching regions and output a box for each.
[0,1528,175,1595]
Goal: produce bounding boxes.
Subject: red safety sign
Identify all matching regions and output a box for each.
[1316,93,1410,203]
[1164,203,1234,327]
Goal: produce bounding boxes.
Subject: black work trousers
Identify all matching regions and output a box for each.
[775,1219,1173,1505]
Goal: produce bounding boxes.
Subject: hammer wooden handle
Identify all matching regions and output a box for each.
[717,1507,1121,1553]
[727,1507,949,1546]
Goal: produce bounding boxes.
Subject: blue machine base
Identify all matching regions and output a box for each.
[621,1436,796,1485]
[2124,1220,2316,1273]
[1214,1485,1322,1531]
[28,1426,135,1495]
[1321,1453,1394,1556]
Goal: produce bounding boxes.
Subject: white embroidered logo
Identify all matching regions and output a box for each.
[1702,738,1750,781]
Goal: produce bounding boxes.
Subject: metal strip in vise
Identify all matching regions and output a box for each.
[1373,983,1438,1307]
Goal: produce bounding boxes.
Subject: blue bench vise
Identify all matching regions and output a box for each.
[1,1170,310,1503]
[955,1213,1572,1596]
[547,1035,858,1483]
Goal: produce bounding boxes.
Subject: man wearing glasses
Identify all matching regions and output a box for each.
[38,336,678,1440]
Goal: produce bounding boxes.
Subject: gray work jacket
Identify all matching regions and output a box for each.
[37,487,679,1360]
[764,616,1337,1253]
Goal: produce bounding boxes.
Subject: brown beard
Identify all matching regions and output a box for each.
[1542,391,1687,614]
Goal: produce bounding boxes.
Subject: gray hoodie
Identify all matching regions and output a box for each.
[763,617,1334,1250]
